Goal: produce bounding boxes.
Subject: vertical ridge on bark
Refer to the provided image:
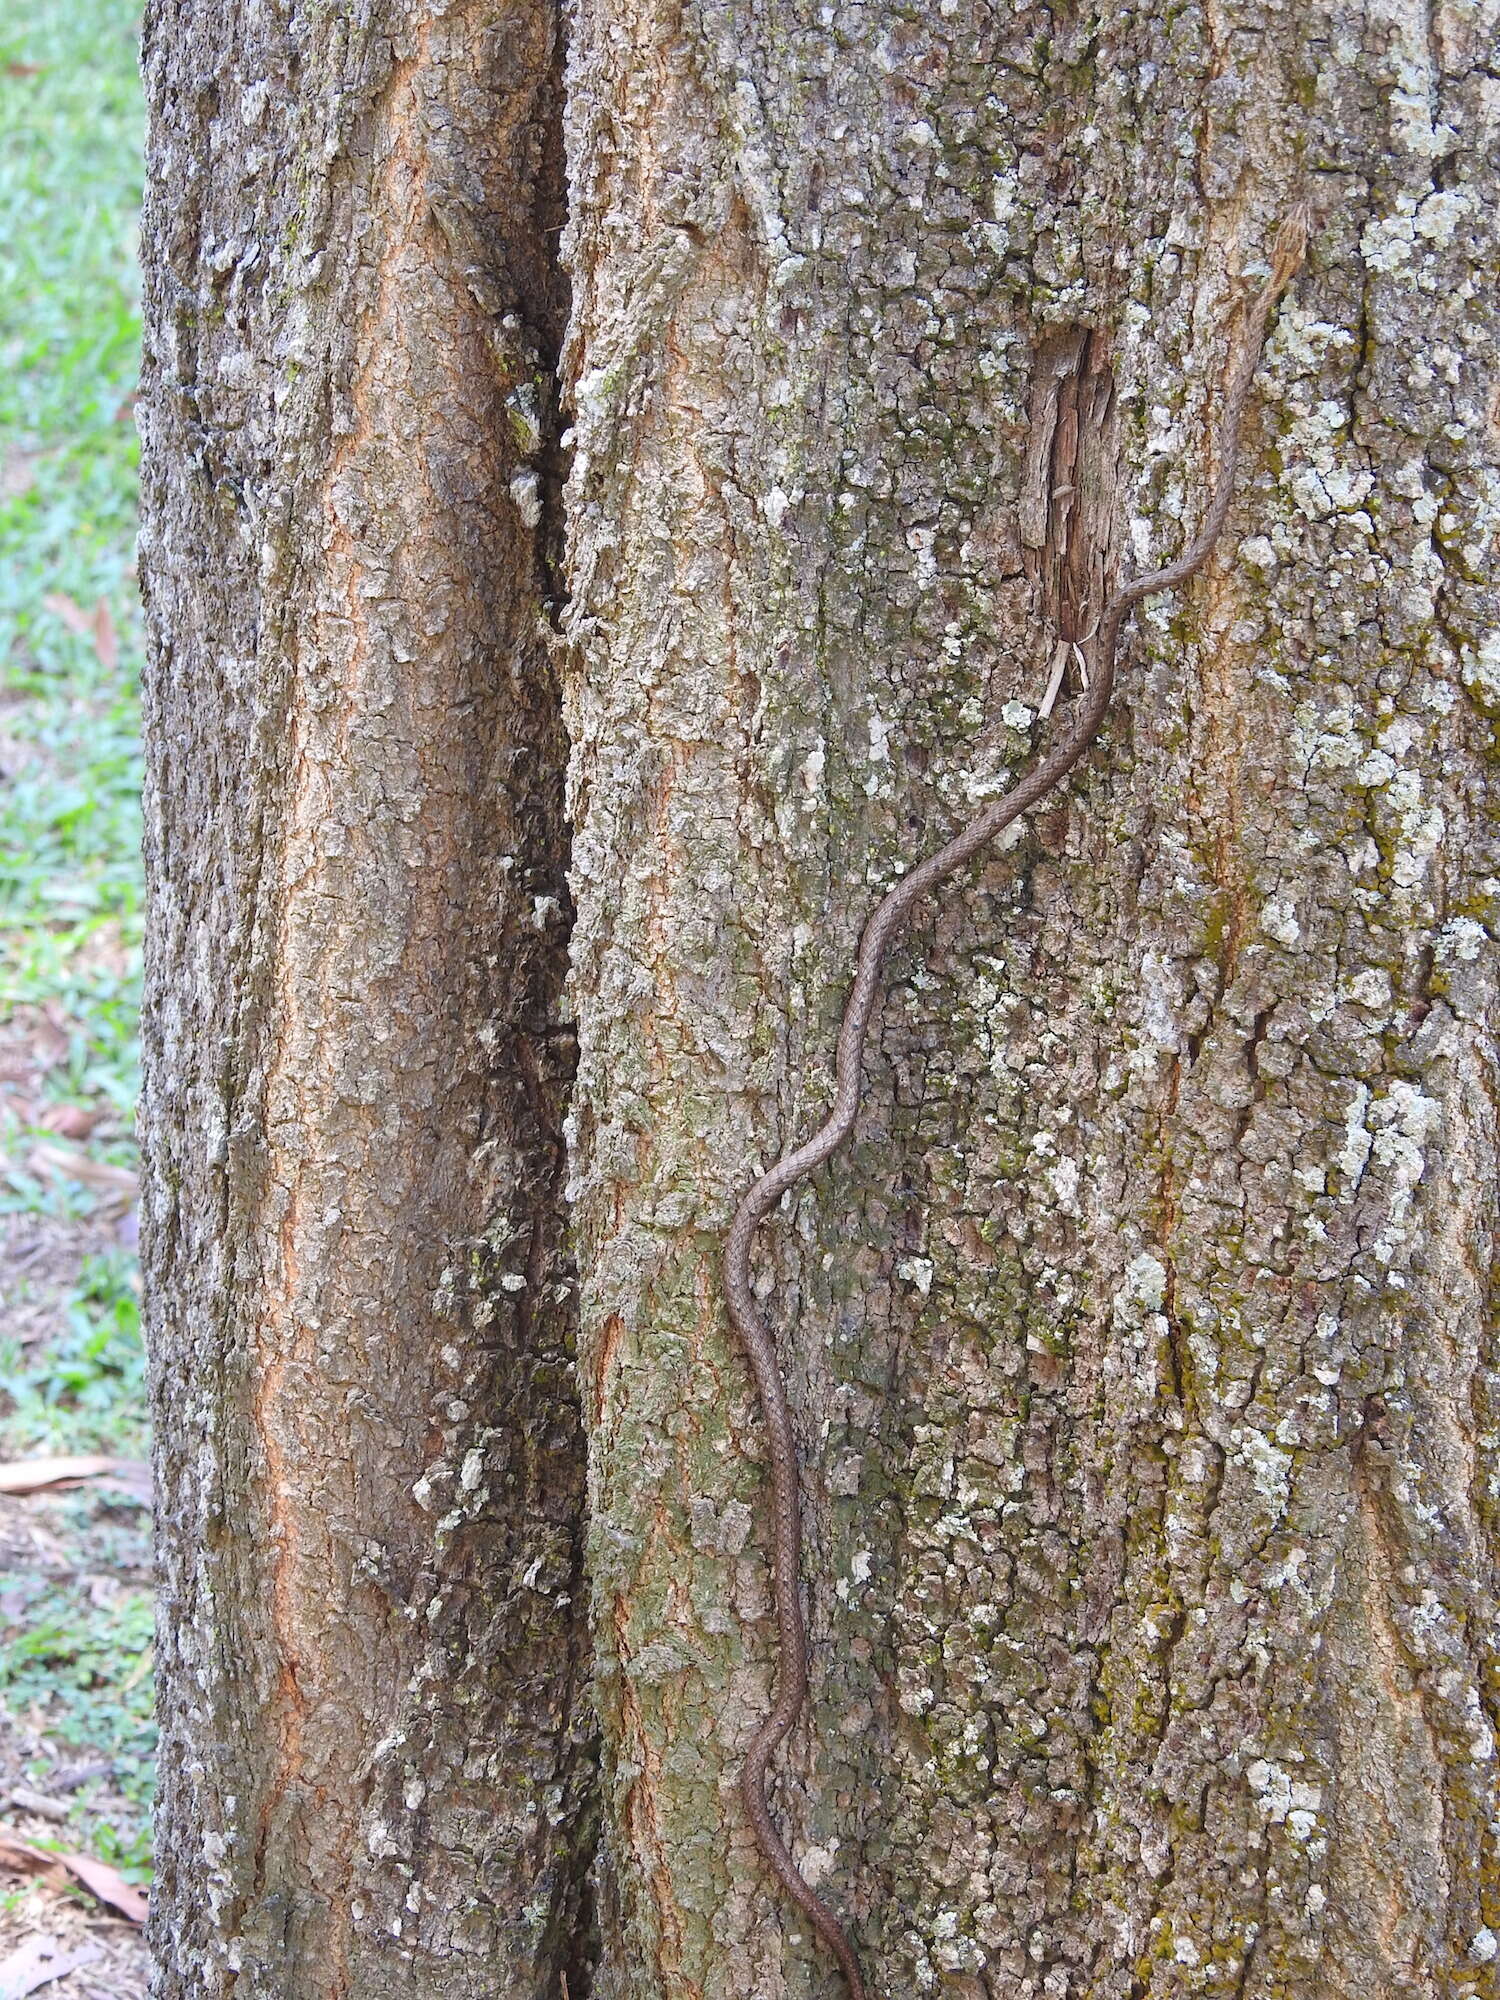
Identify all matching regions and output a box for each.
[139,3,592,1993]
[559,3,1499,1996]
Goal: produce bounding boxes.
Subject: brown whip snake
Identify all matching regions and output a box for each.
[721,216,1307,2000]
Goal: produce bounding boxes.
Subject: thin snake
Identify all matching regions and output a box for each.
[722,215,1307,2000]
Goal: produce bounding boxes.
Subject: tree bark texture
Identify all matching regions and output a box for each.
[138,3,592,1995]
[142,1,1500,1998]
[559,4,1500,1998]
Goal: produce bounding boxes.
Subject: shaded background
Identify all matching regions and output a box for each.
[0,1,153,1991]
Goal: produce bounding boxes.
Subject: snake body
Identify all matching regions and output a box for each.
[721,222,1306,2000]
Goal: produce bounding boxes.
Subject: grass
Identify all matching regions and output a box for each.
[0,0,144,1057]
[0,1249,146,1456]
[1,1573,155,1879]
[0,0,152,1899]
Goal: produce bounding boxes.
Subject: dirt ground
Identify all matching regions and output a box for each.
[0,1478,152,1997]
[1,1031,151,1994]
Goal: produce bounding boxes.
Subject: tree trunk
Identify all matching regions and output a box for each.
[560,6,1500,1999]
[142,3,1500,1999]
[138,4,593,1995]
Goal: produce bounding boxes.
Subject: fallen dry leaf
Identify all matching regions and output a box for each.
[0,1838,68,1896]
[0,448,39,502]
[58,1852,149,1926]
[0,1935,101,1999]
[40,593,90,637]
[39,595,117,669]
[3,61,44,78]
[35,1105,101,1141]
[0,1835,148,1926]
[89,601,118,673]
[39,1001,73,1047]
[1,1005,72,1077]
[0,1099,39,1140]
[0,1456,130,1496]
[22,1144,137,1204]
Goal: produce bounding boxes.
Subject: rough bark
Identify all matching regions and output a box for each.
[560,8,1500,2000]
[137,3,593,1994]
